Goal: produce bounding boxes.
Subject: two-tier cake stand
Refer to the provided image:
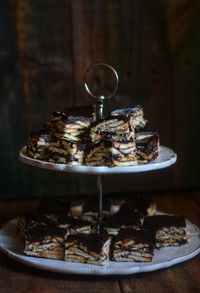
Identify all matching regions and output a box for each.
[0,64,199,275]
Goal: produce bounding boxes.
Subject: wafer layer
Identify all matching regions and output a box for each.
[49,136,87,165]
[90,116,135,144]
[48,112,91,142]
[85,140,137,167]
[57,216,92,234]
[112,229,154,262]
[65,233,111,265]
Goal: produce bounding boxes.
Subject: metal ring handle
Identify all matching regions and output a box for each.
[83,63,119,100]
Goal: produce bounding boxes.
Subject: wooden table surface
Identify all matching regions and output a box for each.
[0,190,200,293]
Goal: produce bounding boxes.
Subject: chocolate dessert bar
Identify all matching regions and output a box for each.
[118,197,156,218]
[111,105,147,130]
[89,116,135,144]
[81,198,111,224]
[48,112,91,142]
[136,132,159,163]
[17,213,51,240]
[112,228,154,262]
[24,226,68,260]
[85,140,137,167]
[57,216,92,234]
[48,136,87,165]
[45,111,64,134]
[104,211,141,235]
[38,198,70,223]
[65,233,111,265]
[26,131,51,160]
[143,215,189,248]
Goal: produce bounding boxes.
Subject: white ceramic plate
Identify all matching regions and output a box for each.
[19,146,177,175]
[0,217,199,276]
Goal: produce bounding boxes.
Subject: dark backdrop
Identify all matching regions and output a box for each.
[0,0,200,198]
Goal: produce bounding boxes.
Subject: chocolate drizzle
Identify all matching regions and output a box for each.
[111,106,142,117]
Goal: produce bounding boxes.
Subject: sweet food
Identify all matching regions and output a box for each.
[143,215,189,248]
[112,228,154,262]
[24,226,68,260]
[104,211,141,235]
[118,197,157,218]
[57,216,92,234]
[136,132,159,163]
[47,112,91,142]
[26,131,51,160]
[25,104,162,167]
[81,198,111,224]
[111,105,147,130]
[89,116,135,144]
[17,213,51,240]
[38,198,70,223]
[48,136,87,165]
[85,140,137,167]
[65,232,111,265]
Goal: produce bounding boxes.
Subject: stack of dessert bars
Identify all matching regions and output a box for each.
[26,105,160,166]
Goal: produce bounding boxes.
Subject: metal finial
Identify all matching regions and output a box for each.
[83,63,119,120]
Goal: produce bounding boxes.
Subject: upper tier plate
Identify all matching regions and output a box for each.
[19,146,177,175]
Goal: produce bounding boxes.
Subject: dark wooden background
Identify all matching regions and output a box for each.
[0,0,200,199]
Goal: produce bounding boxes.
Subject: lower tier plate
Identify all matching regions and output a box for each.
[0,217,200,275]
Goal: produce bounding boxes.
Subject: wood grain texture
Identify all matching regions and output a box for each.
[0,0,199,198]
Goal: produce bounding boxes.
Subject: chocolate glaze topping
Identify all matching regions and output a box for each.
[67,232,111,253]
[26,226,67,242]
[105,211,141,228]
[143,215,186,230]
[116,228,155,245]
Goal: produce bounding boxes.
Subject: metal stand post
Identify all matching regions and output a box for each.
[97,174,103,232]
[83,63,119,233]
